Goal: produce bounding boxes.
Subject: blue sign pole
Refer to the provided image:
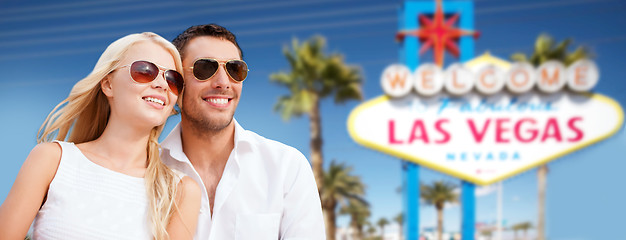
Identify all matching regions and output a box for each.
[402,162,419,240]
[457,2,476,239]
[400,3,420,239]
[401,1,476,239]
[461,181,476,239]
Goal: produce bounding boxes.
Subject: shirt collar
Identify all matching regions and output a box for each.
[232,118,253,147]
[161,118,252,164]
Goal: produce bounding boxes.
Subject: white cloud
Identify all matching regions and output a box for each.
[475,184,497,197]
[444,201,459,209]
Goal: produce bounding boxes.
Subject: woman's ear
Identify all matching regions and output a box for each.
[101,75,114,97]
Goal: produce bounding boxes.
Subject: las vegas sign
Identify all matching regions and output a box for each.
[347,53,623,185]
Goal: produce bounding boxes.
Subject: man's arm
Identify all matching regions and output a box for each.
[280,149,326,240]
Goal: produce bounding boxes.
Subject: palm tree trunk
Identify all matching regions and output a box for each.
[437,208,443,240]
[309,95,324,194]
[356,224,363,240]
[523,229,528,240]
[538,165,547,240]
[398,224,403,240]
[350,221,358,240]
[323,200,336,240]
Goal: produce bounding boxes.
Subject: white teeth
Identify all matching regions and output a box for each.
[206,98,228,105]
[144,97,164,106]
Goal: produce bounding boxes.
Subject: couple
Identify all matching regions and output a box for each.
[0,24,325,240]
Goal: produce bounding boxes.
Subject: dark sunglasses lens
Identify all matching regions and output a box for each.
[130,61,158,83]
[193,59,219,80]
[164,70,184,95]
[226,60,248,82]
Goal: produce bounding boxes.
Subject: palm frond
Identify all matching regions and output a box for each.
[420,181,458,208]
[510,52,528,63]
[565,46,590,66]
[534,34,554,57]
[321,160,366,210]
[269,35,363,121]
[512,33,593,67]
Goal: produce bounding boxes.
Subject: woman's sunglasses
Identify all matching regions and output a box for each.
[191,58,249,82]
[114,60,184,96]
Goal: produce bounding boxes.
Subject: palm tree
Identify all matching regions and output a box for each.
[270,35,363,197]
[377,217,389,239]
[420,181,458,240]
[519,222,533,240]
[511,224,521,240]
[339,199,370,240]
[366,223,377,239]
[510,221,533,240]
[511,34,590,67]
[510,34,589,240]
[321,160,366,240]
[393,213,403,240]
[480,229,493,240]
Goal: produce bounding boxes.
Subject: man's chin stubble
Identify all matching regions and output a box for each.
[181,107,233,136]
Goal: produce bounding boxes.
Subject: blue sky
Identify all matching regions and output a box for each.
[1,0,625,239]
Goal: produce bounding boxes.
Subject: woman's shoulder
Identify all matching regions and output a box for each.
[20,142,63,185]
[177,175,201,200]
[29,142,62,163]
[166,168,200,198]
[179,175,199,191]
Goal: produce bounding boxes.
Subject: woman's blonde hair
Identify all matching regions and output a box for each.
[38,32,185,239]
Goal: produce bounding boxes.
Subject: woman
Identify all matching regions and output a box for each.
[0,32,200,240]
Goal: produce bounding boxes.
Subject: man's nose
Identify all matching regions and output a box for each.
[211,65,231,89]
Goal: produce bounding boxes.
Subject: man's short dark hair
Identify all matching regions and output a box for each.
[172,24,243,60]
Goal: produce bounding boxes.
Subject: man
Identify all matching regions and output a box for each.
[161,24,326,239]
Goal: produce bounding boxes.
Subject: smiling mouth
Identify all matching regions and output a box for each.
[205,98,228,105]
[202,96,232,106]
[143,97,165,106]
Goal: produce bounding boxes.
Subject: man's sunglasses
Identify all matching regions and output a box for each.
[191,58,249,82]
[114,60,184,96]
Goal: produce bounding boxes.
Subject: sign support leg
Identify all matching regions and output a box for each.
[403,162,419,240]
[462,181,476,240]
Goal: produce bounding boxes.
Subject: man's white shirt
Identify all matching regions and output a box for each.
[160,119,326,240]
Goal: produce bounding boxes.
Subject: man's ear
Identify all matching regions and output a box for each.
[101,76,113,97]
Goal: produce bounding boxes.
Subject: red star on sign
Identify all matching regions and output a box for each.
[396,0,480,67]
